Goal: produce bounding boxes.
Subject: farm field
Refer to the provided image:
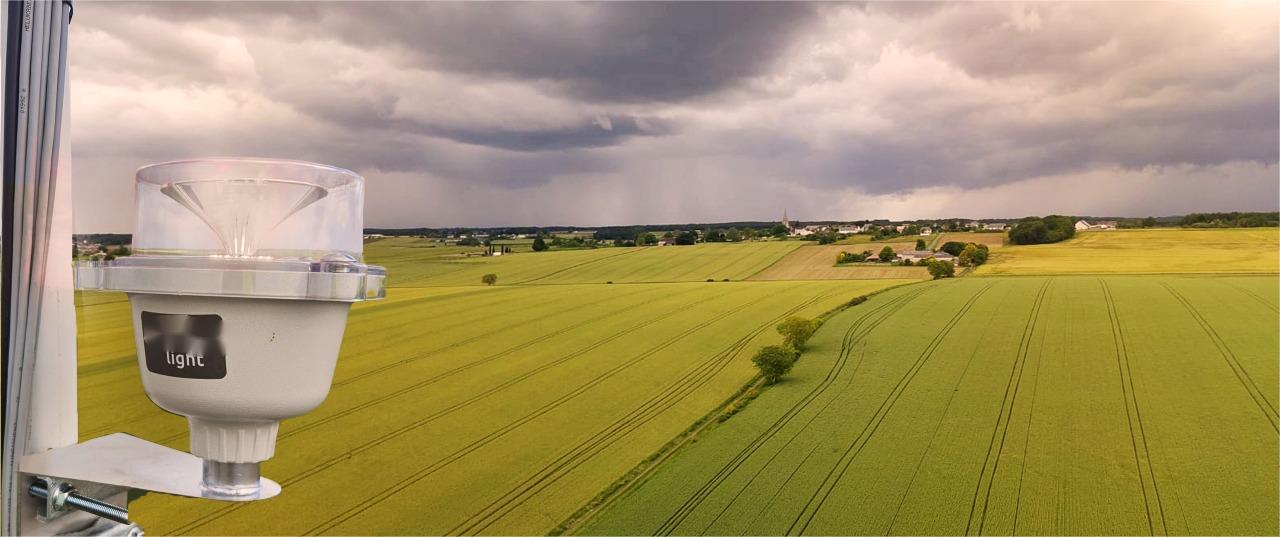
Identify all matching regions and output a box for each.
[750,245,930,281]
[368,237,802,287]
[584,275,1279,536]
[937,231,1006,248]
[834,235,935,251]
[976,229,1280,276]
[75,240,917,535]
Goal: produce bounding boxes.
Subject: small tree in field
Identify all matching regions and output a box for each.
[752,345,799,385]
[879,245,896,261]
[481,273,498,286]
[776,317,820,351]
[915,239,927,250]
[532,237,548,251]
[926,260,955,279]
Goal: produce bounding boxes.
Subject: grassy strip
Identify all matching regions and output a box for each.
[552,280,925,535]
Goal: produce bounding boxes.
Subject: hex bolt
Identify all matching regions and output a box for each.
[29,480,132,525]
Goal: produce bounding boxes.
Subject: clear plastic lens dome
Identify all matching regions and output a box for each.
[134,158,365,260]
[76,158,385,302]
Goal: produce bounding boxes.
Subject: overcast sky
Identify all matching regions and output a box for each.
[70,1,1278,231]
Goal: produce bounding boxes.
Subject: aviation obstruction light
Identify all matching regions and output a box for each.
[75,158,385,499]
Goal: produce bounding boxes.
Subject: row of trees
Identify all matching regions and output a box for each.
[1180,212,1279,228]
[938,241,990,266]
[1008,215,1076,245]
[752,316,821,385]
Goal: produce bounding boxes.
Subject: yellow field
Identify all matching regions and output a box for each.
[749,245,930,281]
[975,228,1280,276]
[75,240,917,535]
[936,232,1006,248]
[368,238,802,287]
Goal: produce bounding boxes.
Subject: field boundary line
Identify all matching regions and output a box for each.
[558,281,929,536]
[637,284,932,535]
[172,285,757,535]
[655,287,929,535]
[1102,279,1168,536]
[789,282,993,536]
[451,288,843,535]
[296,288,786,536]
[1159,282,1279,430]
[743,242,808,280]
[694,286,935,534]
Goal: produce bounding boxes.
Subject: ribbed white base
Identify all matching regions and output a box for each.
[188,417,279,463]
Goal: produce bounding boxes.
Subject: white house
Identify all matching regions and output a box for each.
[920,228,933,236]
[793,228,816,237]
[1076,219,1117,231]
[897,250,956,263]
[983,222,1007,231]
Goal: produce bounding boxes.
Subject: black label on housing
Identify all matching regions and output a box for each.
[140,311,227,379]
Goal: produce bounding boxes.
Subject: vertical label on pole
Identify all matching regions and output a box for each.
[140,312,227,379]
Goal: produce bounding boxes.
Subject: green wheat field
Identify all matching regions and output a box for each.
[74,229,1279,535]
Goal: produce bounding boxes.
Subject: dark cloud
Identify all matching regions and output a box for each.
[67,2,1279,230]
[100,1,820,103]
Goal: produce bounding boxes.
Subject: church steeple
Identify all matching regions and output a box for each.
[782,209,790,229]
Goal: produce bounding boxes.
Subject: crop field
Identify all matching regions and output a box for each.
[976,229,1280,276]
[75,239,917,535]
[584,275,1279,536]
[750,245,930,281]
[367,237,802,287]
[937,232,1006,248]
[833,235,873,245]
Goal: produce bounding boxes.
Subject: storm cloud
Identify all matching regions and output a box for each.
[69,1,1278,230]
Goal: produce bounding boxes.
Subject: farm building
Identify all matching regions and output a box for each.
[897,250,956,262]
[920,228,933,236]
[1075,219,1118,231]
[983,222,1007,231]
[837,225,866,234]
[658,237,678,246]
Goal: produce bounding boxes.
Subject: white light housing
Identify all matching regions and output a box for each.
[75,158,385,498]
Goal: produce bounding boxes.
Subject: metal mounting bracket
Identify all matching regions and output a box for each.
[21,433,281,501]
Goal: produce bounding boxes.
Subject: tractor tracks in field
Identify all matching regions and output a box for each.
[1160,282,1279,432]
[172,286,757,535]
[886,285,1019,536]
[965,279,1050,536]
[295,288,790,536]
[152,285,664,446]
[1221,280,1279,314]
[1101,279,1168,536]
[516,246,647,284]
[83,285,569,439]
[788,283,994,537]
[651,286,931,536]
[446,289,842,535]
